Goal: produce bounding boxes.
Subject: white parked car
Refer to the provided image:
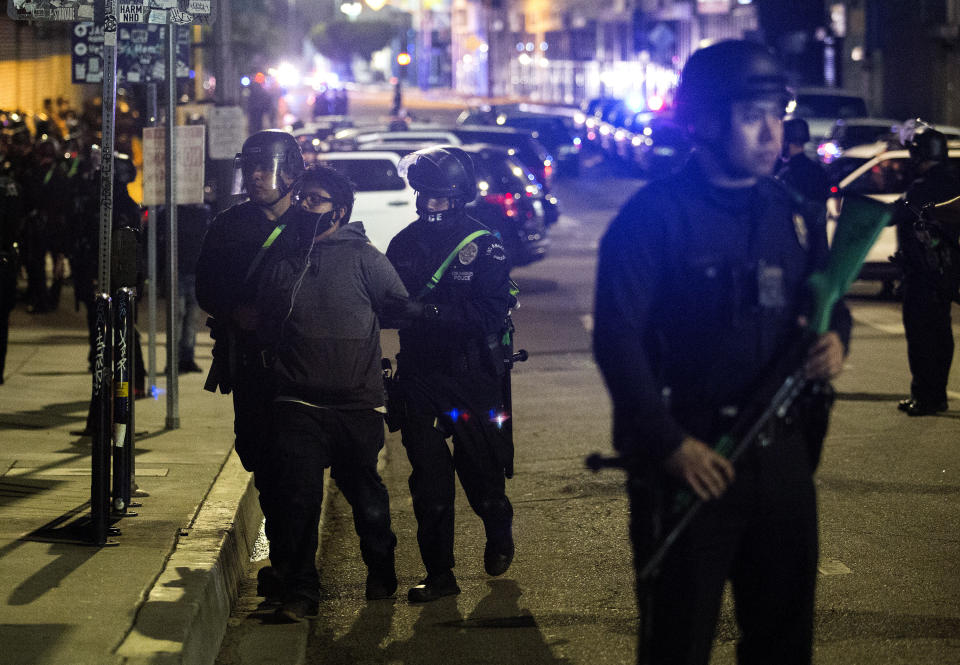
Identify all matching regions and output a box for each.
[314,151,417,253]
[826,140,960,291]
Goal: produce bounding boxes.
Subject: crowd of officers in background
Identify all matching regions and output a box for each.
[0,97,210,389]
[0,99,108,385]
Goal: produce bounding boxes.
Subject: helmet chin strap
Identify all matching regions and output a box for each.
[253,172,294,209]
[417,195,463,223]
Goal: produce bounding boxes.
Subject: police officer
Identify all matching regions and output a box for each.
[594,40,850,665]
[893,123,960,416]
[776,117,831,208]
[196,130,308,473]
[0,158,25,384]
[385,146,516,603]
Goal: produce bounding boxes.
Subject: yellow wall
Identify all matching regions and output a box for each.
[0,53,82,118]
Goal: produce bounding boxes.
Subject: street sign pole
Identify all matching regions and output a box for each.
[146,82,158,395]
[165,24,180,430]
[95,0,119,296]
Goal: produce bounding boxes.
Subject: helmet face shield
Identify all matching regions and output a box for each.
[231,153,283,196]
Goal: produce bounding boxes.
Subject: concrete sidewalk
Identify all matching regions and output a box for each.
[0,300,260,665]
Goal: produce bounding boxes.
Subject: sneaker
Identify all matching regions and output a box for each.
[274,595,319,623]
[407,571,460,603]
[484,537,515,577]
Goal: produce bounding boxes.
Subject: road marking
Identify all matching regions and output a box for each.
[580,314,593,333]
[818,558,852,576]
[852,307,904,335]
[6,466,169,477]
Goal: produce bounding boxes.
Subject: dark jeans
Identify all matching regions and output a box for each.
[400,399,513,576]
[232,363,274,473]
[258,402,396,601]
[629,427,818,665]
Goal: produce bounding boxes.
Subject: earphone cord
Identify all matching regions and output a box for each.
[276,214,326,349]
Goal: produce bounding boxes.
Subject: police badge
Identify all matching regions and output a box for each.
[458,241,479,265]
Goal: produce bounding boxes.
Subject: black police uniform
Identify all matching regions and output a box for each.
[0,168,24,383]
[776,152,831,208]
[594,159,851,665]
[196,200,305,473]
[894,159,960,410]
[386,211,515,578]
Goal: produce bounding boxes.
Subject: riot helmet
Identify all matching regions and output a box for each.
[232,129,305,203]
[901,120,948,164]
[398,146,477,223]
[676,40,790,138]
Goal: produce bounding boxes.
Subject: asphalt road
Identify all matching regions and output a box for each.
[215,99,960,665]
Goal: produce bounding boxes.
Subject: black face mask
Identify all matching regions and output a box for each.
[416,194,461,223]
[302,210,337,238]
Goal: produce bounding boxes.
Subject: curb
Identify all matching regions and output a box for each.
[115,451,261,665]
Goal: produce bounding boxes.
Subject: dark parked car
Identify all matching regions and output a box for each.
[333,124,560,225]
[353,141,550,266]
[630,116,690,177]
[457,108,582,175]
[463,143,550,266]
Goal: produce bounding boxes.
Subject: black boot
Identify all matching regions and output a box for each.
[407,571,460,603]
[897,398,948,416]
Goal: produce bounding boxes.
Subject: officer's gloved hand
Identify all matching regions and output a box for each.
[405,301,441,321]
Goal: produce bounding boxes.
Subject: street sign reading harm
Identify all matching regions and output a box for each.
[71,22,191,84]
[8,0,212,24]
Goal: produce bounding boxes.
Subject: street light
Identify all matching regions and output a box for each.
[340,2,362,20]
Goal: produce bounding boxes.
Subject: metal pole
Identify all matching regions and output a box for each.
[214,0,239,213]
[91,293,113,544]
[112,287,136,517]
[96,0,119,296]
[166,23,180,429]
[146,83,158,394]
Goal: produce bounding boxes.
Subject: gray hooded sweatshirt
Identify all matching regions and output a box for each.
[256,221,409,409]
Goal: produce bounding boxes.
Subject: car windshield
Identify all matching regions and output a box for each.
[319,159,405,191]
[474,154,535,194]
[837,125,896,148]
[795,95,868,119]
[454,130,551,167]
[826,157,869,185]
[500,118,571,147]
[845,158,913,195]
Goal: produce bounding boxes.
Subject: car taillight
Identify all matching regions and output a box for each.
[543,163,552,182]
[483,193,520,218]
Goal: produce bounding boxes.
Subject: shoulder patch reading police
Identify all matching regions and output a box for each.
[485,241,507,262]
[458,241,479,266]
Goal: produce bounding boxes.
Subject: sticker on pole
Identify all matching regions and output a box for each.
[8,0,214,24]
